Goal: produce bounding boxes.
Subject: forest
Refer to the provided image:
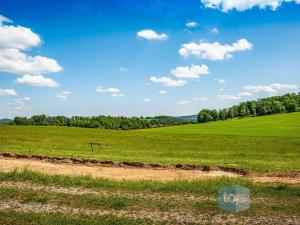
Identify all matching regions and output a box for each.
[11,115,190,130]
[197,93,300,123]
[10,93,300,128]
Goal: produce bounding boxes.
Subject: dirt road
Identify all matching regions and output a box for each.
[0,155,299,184]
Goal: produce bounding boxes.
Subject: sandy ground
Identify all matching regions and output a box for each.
[0,157,299,184]
[0,157,239,181]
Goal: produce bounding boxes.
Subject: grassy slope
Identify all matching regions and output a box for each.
[0,113,299,172]
[0,170,299,224]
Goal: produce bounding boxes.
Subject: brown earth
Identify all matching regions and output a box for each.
[0,154,299,184]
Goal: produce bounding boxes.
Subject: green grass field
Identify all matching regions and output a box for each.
[0,113,300,224]
[0,170,298,224]
[1,112,300,172]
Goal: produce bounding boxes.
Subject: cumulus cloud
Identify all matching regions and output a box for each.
[15,74,59,87]
[0,14,62,88]
[176,100,191,105]
[0,48,62,75]
[179,39,253,60]
[0,88,17,96]
[0,20,41,50]
[96,87,121,93]
[186,21,198,28]
[244,83,297,94]
[0,15,12,25]
[56,91,71,101]
[137,29,168,40]
[171,64,209,79]
[238,91,253,97]
[158,90,166,94]
[201,0,300,12]
[216,78,225,84]
[269,83,297,91]
[211,28,219,33]
[96,87,124,97]
[217,94,241,100]
[150,76,188,87]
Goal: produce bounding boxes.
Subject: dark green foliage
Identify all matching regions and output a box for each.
[12,115,191,130]
[197,109,214,123]
[13,115,151,130]
[145,115,192,126]
[198,93,300,123]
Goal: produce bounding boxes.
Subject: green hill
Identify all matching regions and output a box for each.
[0,112,299,172]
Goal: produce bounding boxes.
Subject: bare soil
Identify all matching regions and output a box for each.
[0,153,299,184]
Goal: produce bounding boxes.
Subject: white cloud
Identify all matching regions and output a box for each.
[158,90,166,94]
[15,74,59,87]
[96,87,121,93]
[176,100,191,105]
[179,39,253,60]
[96,87,124,97]
[119,67,128,72]
[201,0,300,12]
[192,97,208,101]
[150,76,188,87]
[244,85,277,93]
[0,14,62,83]
[217,78,225,84]
[238,91,253,97]
[0,19,41,50]
[112,93,124,97]
[137,29,168,40]
[211,28,219,33]
[143,98,150,102]
[23,97,31,101]
[186,21,198,28]
[0,15,12,25]
[7,97,31,110]
[0,88,17,96]
[244,83,297,94]
[0,48,62,75]
[171,64,209,79]
[217,94,241,100]
[56,91,71,101]
[269,83,297,90]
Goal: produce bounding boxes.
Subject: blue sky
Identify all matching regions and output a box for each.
[0,0,300,118]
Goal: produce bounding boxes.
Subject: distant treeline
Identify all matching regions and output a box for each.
[0,119,12,124]
[11,115,191,130]
[198,93,300,123]
[144,115,192,126]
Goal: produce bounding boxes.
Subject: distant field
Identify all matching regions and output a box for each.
[1,113,300,172]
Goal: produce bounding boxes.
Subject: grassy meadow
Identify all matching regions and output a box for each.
[0,170,299,224]
[1,112,300,172]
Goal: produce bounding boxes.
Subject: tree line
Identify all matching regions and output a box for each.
[198,93,300,123]
[11,115,191,130]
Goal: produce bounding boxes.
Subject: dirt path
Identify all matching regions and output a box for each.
[0,199,297,225]
[0,157,240,181]
[0,180,298,224]
[0,156,299,184]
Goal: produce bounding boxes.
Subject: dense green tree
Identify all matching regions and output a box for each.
[13,114,187,130]
[197,93,300,123]
[197,109,214,123]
